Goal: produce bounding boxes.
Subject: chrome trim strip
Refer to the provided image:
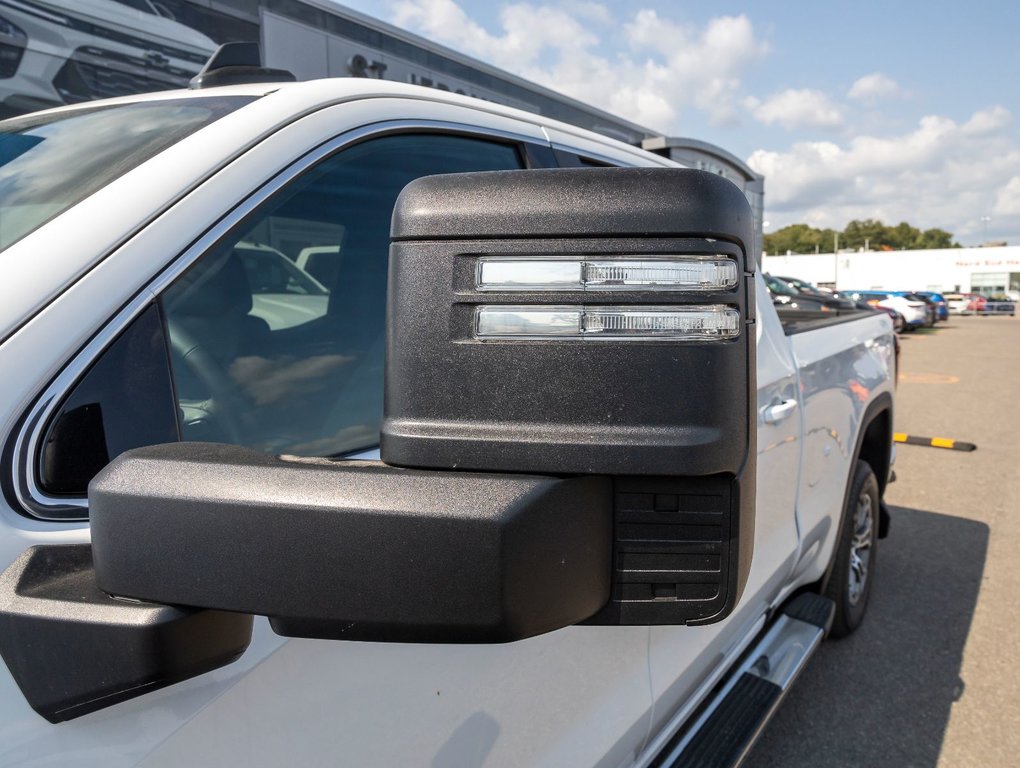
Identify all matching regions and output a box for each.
[548,141,675,169]
[12,118,549,521]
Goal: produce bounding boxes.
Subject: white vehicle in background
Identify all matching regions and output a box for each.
[846,290,928,330]
[235,242,330,331]
[944,293,970,315]
[0,0,215,117]
[0,61,897,767]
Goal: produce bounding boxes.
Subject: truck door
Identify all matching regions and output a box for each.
[646,273,801,737]
[0,109,652,767]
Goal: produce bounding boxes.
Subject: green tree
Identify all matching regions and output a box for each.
[887,221,921,250]
[843,219,898,250]
[764,219,960,252]
[764,224,828,254]
[918,228,959,249]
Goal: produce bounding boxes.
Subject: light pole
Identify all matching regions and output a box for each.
[980,215,991,244]
[833,232,839,288]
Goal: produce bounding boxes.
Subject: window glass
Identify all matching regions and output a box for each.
[161,133,523,457]
[0,96,255,253]
[38,304,180,495]
[553,149,613,168]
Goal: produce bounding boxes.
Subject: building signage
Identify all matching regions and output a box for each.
[954,258,1020,268]
[346,50,507,105]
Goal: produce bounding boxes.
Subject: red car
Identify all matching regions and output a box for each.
[965,294,987,314]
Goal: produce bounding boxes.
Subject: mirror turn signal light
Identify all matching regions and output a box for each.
[476,257,738,292]
[475,304,740,341]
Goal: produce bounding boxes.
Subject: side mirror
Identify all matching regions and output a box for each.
[0,168,756,720]
[383,168,756,626]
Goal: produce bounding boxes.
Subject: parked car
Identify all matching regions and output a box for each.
[778,276,905,331]
[979,296,1016,316]
[769,275,904,331]
[965,293,988,314]
[893,292,937,326]
[765,273,837,311]
[774,275,858,310]
[845,290,928,330]
[944,292,969,314]
[871,304,906,333]
[0,59,897,768]
[915,291,949,321]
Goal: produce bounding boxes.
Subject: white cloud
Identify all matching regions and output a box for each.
[848,72,902,102]
[388,0,768,131]
[748,106,1020,242]
[962,105,1012,136]
[391,0,598,65]
[993,176,1020,217]
[750,88,844,130]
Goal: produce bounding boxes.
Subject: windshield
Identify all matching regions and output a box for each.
[0,96,255,253]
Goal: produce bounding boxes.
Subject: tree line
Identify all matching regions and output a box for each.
[764,219,960,255]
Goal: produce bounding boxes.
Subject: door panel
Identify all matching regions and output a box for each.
[790,318,895,584]
[646,274,800,736]
[0,102,653,765]
[134,626,649,768]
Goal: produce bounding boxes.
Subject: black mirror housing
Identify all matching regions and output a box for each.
[385,168,756,625]
[90,443,611,644]
[385,168,755,478]
[0,545,252,723]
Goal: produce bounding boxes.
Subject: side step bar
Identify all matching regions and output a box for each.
[652,593,835,768]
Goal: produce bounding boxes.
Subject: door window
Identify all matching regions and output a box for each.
[34,132,524,501]
[37,304,180,495]
[160,132,523,458]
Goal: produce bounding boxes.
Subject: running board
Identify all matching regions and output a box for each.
[652,593,835,768]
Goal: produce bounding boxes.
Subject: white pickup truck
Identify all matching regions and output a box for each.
[0,60,896,768]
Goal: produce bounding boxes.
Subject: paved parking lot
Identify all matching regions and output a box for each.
[746,314,1020,767]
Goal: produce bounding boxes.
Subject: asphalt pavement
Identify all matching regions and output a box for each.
[745,313,1020,768]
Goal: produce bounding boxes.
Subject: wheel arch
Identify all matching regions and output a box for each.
[819,391,893,593]
[857,398,893,498]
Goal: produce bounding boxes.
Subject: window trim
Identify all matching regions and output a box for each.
[11,118,546,521]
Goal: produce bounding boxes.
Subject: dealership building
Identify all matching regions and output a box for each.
[0,0,764,249]
[764,246,1020,297]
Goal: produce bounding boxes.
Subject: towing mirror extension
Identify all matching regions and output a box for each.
[0,168,756,722]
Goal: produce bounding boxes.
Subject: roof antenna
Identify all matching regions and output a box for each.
[190,42,296,89]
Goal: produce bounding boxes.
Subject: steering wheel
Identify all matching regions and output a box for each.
[166,318,248,445]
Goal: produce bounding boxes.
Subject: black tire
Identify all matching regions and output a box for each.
[824,460,879,638]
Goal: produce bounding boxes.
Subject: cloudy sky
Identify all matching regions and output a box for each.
[335,0,1020,246]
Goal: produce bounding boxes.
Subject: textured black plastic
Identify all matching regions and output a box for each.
[89,442,612,643]
[665,673,782,768]
[0,544,252,723]
[585,475,741,625]
[783,592,836,633]
[384,168,755,478]
[391,167,756,242]
[384,168,756,622]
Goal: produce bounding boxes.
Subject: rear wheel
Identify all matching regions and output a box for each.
[824,460,879,637]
